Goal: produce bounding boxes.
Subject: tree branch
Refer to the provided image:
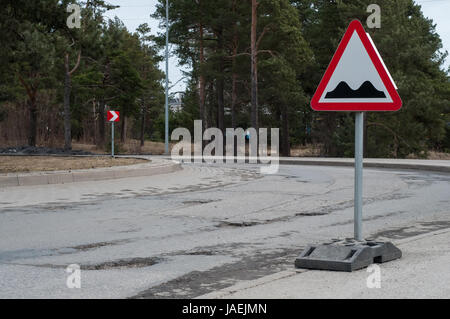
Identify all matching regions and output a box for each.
[227,52,251,58]
[82,56,103,66]
[256,25,271,50]
[256,49,277,57]
[17,74,34,101]
[65,53,70,73]
[69,51,82,75]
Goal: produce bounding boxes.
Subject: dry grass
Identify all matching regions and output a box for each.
[73,140,450,160]
[406,151,450,160]
[290,144,322,157]
[72,140,169,155]
[0,156,147,174]
[425,151,450,160]
[121,140,167,155]
[71,142,103,154]
[75,141,323,157]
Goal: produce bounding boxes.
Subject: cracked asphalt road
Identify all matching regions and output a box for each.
[0,163,449,298]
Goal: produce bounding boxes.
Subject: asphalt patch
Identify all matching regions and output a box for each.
[82,257,163,270]
[372,220,450,240]
[132,248,301,299]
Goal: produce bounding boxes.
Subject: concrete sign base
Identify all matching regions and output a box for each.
[295,240,402,272]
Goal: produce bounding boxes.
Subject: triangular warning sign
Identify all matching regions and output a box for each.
[311,20,402,111]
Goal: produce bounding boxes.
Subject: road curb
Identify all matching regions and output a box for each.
[277,158,450,173]
[0,158,181,188]
[160,156,450,173]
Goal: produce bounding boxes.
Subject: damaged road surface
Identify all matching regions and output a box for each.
[0,162,449,298]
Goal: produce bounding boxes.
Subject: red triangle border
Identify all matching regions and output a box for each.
[310,20,402,112]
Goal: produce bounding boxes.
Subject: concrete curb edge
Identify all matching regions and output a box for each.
[0,159,181,188]
[277,159,450,173]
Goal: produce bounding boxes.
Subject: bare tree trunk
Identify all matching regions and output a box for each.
[231,60,238,156]
[251,0,259,131]
[231,73,238,129]
[93,100,97,145]
[28,98,37,147]
[98,60,110,147]
[198,11,206,130]
[140,103,146,147]
[121,116,127,143]
[323,113,337,156]
[63,59,72,151]
[281,105,290,157]
[63,52,81,151]
[148,116,154,140]
[217,27,225,133]
[18,75,38,147]
[207,82,214,127]
[217,80,225,132]
[231,1,238,129]
[98,99,105,146]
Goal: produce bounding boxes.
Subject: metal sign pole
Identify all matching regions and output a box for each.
[354,112,364,241]
[164,0,169,155]
[111,122,115,158]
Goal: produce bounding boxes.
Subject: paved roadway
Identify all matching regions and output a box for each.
[0,162,449,298]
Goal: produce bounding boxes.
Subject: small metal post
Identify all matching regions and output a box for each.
[111,122,115,158]
[164,0,169,155]
[354,112,364,241]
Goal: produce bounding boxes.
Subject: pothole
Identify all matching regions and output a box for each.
[216,220,261,228]
[295,212,329,217]
[82,257,163,270]
[182,199,218,205]
[71,239,132,251]
[184,250,217,256]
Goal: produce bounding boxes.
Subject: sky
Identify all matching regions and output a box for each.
[103,0,450,94]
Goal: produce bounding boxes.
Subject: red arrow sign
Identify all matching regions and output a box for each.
[107,111,120,122]
[311,20,401,112]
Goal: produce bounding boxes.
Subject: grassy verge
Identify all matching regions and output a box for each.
[0,156,148,174]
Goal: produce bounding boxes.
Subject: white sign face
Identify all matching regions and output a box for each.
[319,31,393,104]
